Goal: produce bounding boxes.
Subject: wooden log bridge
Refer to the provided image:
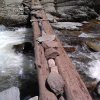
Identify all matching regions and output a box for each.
[31,0,92,100]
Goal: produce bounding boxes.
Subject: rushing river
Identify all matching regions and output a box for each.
[71,22,100,82]
[0,25,38,99]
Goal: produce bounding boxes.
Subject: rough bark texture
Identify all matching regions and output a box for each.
[31,0,92,98]
[39,9,92,100]
[31,16,57,100]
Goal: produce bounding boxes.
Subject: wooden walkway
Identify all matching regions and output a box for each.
[31,0,92,100]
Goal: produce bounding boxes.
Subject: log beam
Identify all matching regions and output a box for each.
[31,17,57,100]
[37,9,92,100]
[31,1,92,100]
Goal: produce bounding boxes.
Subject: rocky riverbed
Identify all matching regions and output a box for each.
[0,0,100,100]
[0,0,100,26]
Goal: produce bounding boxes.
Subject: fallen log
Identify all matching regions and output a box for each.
[31,0,92,99]
[39,10,92,100]
[31,3,57,98]
[31,16,57,100]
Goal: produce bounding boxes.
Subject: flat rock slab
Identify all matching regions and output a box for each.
[52,22,83,30]
[0,87,20,100]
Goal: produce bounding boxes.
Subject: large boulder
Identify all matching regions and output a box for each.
[0,0,28,26]
[56,0,98,21]
[59,6,98,21]
[41,0,98,21]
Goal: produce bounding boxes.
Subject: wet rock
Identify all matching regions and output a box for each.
[0,87,20,100]
[85,41,100,52]
[95,82,100,96]
[96,16,100,21]
[0,0,99,25]
[48,59,59,73]
[22,0,31,15]
[52,22,83,30]
[37,34,56,43]
[43,3,56,13]
[0,14,28,26]
[41,0,98,21]
[63,46,77,53]
[56,0,98,21]
[82,21,89,24]
[79,33,92,38]
[23,42,34,55]
[60,6,98,21]
[50,66,59,74]
[0,25,6,31]
[46,13,58,23]
[79,32,100,38]
[0,0,28,26]
[48,59,56,67]
[47,72,64,96]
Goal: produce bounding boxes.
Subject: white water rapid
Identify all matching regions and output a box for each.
[0,25,33,91]
[70,51,100,82]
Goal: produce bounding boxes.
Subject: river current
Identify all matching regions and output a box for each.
[0,20,100,99]
[0,25,37,94]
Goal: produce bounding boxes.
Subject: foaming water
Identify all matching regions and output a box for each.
[88,59,100,81]
[70,51,100,81]
[0,25,33,91]
[86,52,100,81]
[0,27,25,74]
